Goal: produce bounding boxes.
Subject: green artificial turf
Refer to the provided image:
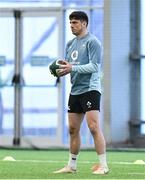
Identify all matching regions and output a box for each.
[0,149,145,179]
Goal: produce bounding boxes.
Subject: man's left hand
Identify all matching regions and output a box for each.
[57,60,72,76]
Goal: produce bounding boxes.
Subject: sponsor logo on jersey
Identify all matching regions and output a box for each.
[71,50,78,61]
[70,50,80,65]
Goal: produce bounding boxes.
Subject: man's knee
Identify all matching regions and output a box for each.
[88,123,99,136]
[69,125,79,135]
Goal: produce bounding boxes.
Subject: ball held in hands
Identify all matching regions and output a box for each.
[49,59,66,77]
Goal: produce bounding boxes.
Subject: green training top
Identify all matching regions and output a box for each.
[65,33,102,95]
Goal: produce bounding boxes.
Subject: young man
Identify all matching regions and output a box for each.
[53,11,109,175]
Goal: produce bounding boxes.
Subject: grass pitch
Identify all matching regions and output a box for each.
[0,149,145,179]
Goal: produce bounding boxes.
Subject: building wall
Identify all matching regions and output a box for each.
[103,0,130,143]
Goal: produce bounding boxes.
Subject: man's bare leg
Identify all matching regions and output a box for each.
[86,110,109,174]
[53,113,84,173]
[86,110,105,154]
[67,113,84,169]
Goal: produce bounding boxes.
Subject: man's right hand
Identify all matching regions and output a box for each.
[57,60,72,77]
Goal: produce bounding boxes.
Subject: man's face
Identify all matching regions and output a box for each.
[70,19,86,36]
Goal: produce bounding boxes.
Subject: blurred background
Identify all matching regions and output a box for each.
[0,0,145,149]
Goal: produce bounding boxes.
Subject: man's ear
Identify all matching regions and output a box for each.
[82,21,87,27]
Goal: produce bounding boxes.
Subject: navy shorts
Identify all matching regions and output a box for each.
[68,90,101,113]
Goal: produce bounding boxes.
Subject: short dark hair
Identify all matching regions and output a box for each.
[69,11,88,26]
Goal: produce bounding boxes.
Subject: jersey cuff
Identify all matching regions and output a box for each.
[72,66,78,72]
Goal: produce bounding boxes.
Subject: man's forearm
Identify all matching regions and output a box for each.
[72,62,100,73]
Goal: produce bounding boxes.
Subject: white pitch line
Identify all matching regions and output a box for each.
[111,161,133,165]
[128,173,145,175]
[1,159,145,165]
[112,161,145,165]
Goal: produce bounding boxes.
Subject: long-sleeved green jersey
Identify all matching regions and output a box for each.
[65,33,102,95]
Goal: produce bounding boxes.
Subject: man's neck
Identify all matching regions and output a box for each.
[77,30,88,39]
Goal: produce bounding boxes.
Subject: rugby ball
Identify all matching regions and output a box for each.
[49,59,62,77]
